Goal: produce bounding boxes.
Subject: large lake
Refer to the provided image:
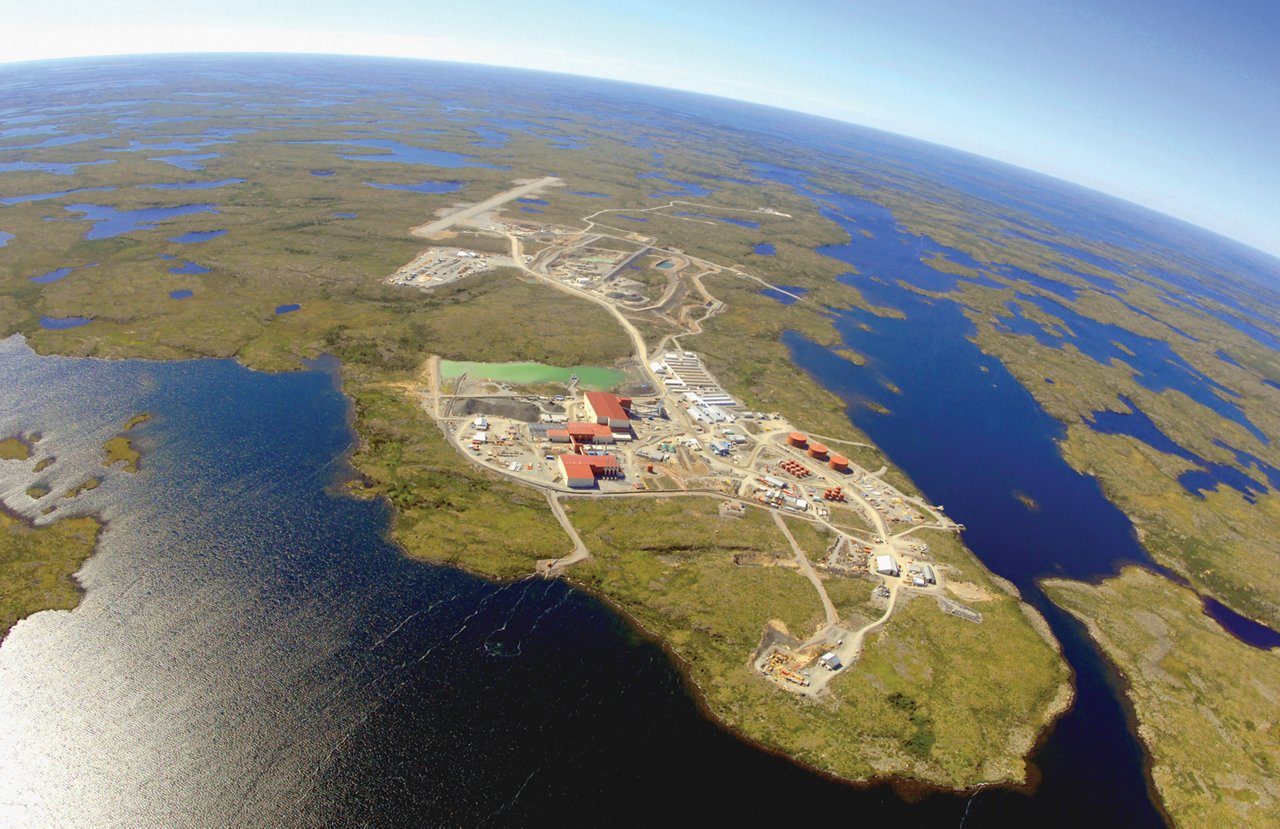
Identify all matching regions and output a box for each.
[0,333,1157,826]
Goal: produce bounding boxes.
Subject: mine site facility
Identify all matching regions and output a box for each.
[392,176,976,695]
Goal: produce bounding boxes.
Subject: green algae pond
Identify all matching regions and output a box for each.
[439,360,625,390]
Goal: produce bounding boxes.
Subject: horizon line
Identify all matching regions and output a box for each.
[3,48,1279,264]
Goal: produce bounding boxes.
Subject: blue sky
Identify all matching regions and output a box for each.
[5,0,1277,256]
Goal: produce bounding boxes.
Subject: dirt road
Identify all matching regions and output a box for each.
[538,491,591,575]
[773,511,838,626]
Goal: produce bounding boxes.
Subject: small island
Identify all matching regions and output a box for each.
[65,477,101,498]
[103,437,141,473]
[102,413,150,473]
[0,436,33,461]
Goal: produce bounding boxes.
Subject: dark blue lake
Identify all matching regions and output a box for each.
[140,178,244,190]
[275,303,301,314]
[63,203,218,240]
[0,186,115,206]
[756,167,1178,826]
[151,153,222,171]
[109,138,226,153]
[37,316,92,329]
[997,294,1264,443]
[1087,398,1272,500]
[640,173,714,198]
[294,138,503,169]
[170,289,193,299]
[0,159,115,176]
[754,242,776,255]
[0,231,13,248]
[168,261,210,275]
[169,229,227,244]
[1202,598,1280,650]
[30,263,95,284]
[364,179,464,194]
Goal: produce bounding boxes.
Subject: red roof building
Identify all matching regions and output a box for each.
[566,422,615,443]
[584,391,631,432]
[559,453,623,488]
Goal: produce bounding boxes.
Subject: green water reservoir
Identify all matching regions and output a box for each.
[440,360,625,390]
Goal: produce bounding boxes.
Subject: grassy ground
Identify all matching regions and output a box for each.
[943,247,1280,629]
[1055,424,1280,627]
[0,509,102,640]
[346,379,567,580]
[567,500,1069,788]
[103,436,141,473]
[0,437,32,460]
[0,94,1079,790]
[1044,567,1280,827]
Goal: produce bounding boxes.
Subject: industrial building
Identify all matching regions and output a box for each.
[559,453,623,488]
[584,391,633,434]
[876,555,900,576]
[545,422,616,445]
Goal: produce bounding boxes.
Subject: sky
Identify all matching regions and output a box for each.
[3,0,1278,257]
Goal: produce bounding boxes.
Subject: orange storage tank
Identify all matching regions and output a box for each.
[829,454,849,473]
[808,442,828,460]
[787,432,808,448]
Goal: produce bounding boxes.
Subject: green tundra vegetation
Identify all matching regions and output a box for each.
[0,437,32,461]
[0,509,102,639]
[1044,568,1280,828]
[102,436,141,473]
[7,84,1277,796]
[567,499,1069,788]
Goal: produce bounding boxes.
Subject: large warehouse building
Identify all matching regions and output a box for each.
[584,391,632,434]
[559,453,623,488]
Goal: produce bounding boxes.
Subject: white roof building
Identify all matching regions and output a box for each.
[876,555,899,576]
